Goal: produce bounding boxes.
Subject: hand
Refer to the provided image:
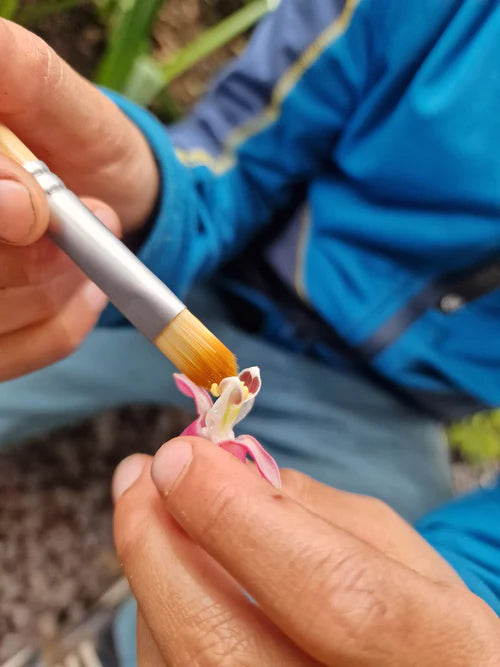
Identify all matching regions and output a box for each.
[113,438,500,666]
[0,18,159,380]
[0,19,158,230]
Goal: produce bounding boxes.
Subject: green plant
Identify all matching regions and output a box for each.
[0,0,19,20]
[124,0,278,106]
[448,410,500,463]
[96,0,164,92]
[0,1,278,108]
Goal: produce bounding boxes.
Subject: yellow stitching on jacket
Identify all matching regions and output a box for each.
[176,0,360,174]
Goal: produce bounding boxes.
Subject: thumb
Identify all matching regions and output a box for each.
[0,154,49,245]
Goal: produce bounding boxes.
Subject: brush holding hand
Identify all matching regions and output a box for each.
[0,20,156,381]
[0,19,236,387]
[0,152,124,382]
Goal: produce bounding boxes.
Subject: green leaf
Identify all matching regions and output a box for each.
[448,410,500,463]
[123,54,166,106]
[160,0,279,85]
[124,0,279,106]
[0,0,19,20]
[96,0,164,91]
[95,0,119,22]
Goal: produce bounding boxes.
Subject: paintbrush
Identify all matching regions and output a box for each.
[0,125,238,389]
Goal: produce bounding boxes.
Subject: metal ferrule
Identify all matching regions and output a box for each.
[23,160,184,341]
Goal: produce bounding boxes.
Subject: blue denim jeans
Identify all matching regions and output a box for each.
[0,289,453,664]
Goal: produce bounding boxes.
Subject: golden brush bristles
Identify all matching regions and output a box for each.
[154,309,238,389]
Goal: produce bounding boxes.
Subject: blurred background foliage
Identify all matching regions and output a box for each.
[0,0,278,117]
[449,411,500,464]
[0,0,498,465]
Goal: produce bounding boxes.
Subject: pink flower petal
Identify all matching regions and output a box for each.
[180,416,205,437]
[174,373,213,416]
[219,440,247,463]
[235,434,281,488]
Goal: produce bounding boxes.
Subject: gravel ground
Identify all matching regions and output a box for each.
[0,406,192,662]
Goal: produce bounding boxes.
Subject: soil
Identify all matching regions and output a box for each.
[153,0,246,112]
[0,406,192,662]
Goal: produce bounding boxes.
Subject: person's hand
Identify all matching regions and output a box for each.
[0,18,159,380]
[113,438,500,666]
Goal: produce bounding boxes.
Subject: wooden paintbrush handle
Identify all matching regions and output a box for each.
[0,125,37,165]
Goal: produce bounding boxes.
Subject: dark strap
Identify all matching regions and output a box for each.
[218,253,499,420]
[438,261,500,311]
[360,256,500,358]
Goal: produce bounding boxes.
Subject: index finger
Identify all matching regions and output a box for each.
[151,438,475,666]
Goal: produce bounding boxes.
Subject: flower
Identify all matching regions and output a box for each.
[173,367,281,488]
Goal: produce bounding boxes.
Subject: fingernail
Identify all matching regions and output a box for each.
[93,206,114,226]
[151,440,193,495]
[112,455,145,502]
[83,281,108,313]
[0,179,34,243]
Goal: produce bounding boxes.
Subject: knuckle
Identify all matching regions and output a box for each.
[280,468,314,498]
[114,495,147,566]
[299,548,389,649]
[366,497,398,523]
[0,18,17,64]
[64,323,89,355]
[51,328,78,362]
[326,550,389,638]
[27,32,63,100]
[53,303,95,359]
[50,318,86,363]
[25,241,63,286]
[33,287,61,320]
[197,482,241,544]
[29,35,51,82]
[184,604,255,667]
[0,20,62,109]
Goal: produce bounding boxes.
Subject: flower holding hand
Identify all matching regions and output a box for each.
[112,404,500,665]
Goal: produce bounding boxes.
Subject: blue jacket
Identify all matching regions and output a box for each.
[104,0,500,615]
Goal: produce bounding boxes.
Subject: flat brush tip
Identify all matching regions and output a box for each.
[154,309,238,389]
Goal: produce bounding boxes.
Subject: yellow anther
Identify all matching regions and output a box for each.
[210,383,221,397]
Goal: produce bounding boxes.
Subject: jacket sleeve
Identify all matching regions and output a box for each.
[416,475,500,615]
[102,0,376,299]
